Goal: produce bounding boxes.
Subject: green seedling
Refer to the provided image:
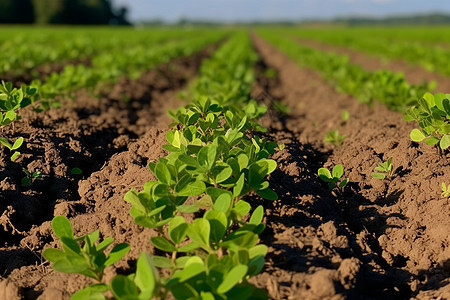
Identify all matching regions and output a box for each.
[341,110,349,123]
[324,130,345,146]
[405,93,450,151]
[21,168,42,187]
[70,167,83,175]
[371,157,394,180]
[43,216,130,282]
[441,182,450,198]
[0,137,23,161]
[318,164,349,192]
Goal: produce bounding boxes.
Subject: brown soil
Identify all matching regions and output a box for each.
[250,34,450,299]
[297,37,450,93]
[0,45,216,299]
[1,33,449,300]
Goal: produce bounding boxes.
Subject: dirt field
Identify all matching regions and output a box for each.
[0,34,449,300]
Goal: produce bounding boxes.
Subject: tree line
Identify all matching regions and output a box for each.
[0,0,129,25]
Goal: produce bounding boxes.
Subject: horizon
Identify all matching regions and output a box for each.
[113,0,450,23]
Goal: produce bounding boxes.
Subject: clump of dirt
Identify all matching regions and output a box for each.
[251,34,450,299]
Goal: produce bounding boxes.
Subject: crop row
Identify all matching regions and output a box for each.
[0,30,226,162]
[284,27,450,76]
[258,30,450,150]
[0,28,225,79]
[257,29,433,112]
[42,31,280,299]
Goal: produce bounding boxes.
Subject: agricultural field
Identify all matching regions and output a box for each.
[0,26,449,300]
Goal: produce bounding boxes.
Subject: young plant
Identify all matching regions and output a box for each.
[42,216,130,282]
[441,182,450,198]
[21,168,42,186]
[318,164,349,193]
[371,157,394,180]
[324,130,345,146]
[404,92,450,151]
[0,137,23,161]
[341,110,349,123]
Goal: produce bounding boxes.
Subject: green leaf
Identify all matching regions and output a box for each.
[256,188,278,200]
[10,151,20,162]
[151,236,177,252]
[170,256,205,283]
[176,204,199,213]
[410,129,426,142]
[71,167,83,175]
[233,200,251,217]
[104,243,130,266]
[249,206,264,225]
[177,179,205,196]
[425,136,440,145]
[52,216,74,239]
[135,253,157,299]
[42,248,65,262]
[151,255,173,268]
[154,162,171,185]
[0,137,12,149]
[71,284,108,300]
[213,193,232,212]
[52,255,89,274]
[217,265,248,294]
[110,275,139,299]
[205,210,228,243]
[332,164,343,179]
[338,179,348,188]
[440,134,450,149]
[371,173,385,180]
[233,173,245,198]
[187,219,210,250]
[169,216,188,245]
[318,168,332,182]
[11,137,23,150]
[212,163,233,183]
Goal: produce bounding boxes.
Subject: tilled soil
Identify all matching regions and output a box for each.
[1,34,449,300]
[296,37,450,93]
[0,46,216,299]
[251,34,450,299]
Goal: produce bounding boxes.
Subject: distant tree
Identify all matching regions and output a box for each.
[0,0,34,23]
[31,0,128,25]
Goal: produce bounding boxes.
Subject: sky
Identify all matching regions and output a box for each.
[113,0,450,22]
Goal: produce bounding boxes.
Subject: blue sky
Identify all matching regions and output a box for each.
[113,0,450,22]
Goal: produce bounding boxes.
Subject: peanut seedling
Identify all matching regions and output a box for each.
[371,157,394,180]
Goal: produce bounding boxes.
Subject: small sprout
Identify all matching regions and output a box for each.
[324,130,345,146]
[441,182,450,198]
[341,110,349,123]
[21,168,42,186]
[318,164,349,193]
[371,157,394,180]
[278,143,285,151]
[71,167,83,175]
[0,136,24,161]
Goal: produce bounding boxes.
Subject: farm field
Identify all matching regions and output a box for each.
[0,26,449,300]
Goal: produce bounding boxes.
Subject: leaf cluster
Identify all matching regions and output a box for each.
[44,32,277,300]
[42,216,130,282]
[405,92,450,150]
[371,157,394,180]
[318,164,349,191]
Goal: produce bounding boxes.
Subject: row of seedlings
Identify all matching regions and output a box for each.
[43,31,280,299]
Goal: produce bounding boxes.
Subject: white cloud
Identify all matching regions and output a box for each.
[371,0,394,3]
